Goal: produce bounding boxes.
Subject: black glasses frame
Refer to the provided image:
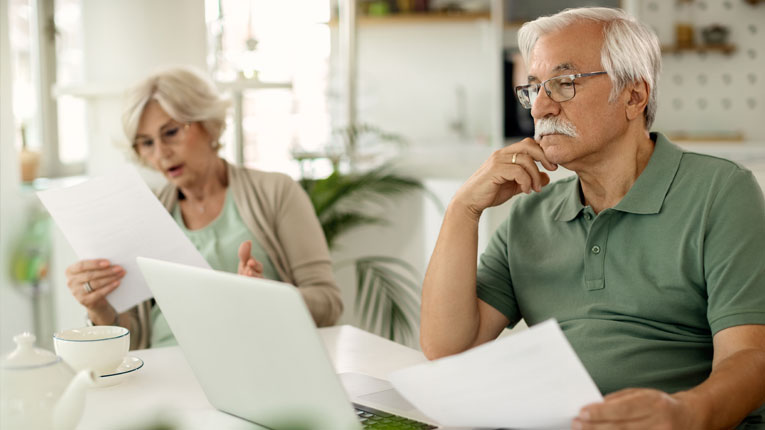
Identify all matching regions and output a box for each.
[515,71,608,109]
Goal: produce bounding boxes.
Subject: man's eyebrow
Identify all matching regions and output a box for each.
[528,63,579,82]
[552,63,577,74]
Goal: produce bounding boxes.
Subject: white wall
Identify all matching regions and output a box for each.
[78,0,208,177]
[331,19,496,145]
[641,0,765,140]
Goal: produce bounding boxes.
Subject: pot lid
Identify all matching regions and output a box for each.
[2,332,59,368]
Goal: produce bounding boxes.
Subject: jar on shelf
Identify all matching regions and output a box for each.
[675,0,695,48]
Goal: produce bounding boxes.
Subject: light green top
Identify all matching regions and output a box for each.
[150,188,280,348]
[476,133,765,424]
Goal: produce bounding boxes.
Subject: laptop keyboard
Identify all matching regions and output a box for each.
[355,404,437,429]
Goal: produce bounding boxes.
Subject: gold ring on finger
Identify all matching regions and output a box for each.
[511,153,518,164]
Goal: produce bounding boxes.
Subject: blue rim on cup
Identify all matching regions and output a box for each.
[53,326,129,342]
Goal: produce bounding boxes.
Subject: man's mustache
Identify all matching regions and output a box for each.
[534,118,578,141]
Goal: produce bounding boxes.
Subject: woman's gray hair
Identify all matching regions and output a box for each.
[122,65,230,150]
[518,7,661,129]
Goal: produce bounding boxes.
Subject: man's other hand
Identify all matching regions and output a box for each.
[572,388,699,430]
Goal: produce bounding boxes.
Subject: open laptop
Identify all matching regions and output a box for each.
[136,256,440,430]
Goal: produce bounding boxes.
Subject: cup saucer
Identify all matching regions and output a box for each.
[94,356,144,388]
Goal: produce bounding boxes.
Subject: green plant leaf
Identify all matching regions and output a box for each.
[321,212,387,249]
[353,257,422,346]
[300,162,444,248]
[296,125,442,346]
[317,167,421,214]
[333,123,408,156]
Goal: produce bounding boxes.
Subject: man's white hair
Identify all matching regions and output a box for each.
[518,7,661,129]
[122,65,231,150]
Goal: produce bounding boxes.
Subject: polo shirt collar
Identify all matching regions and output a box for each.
[614,132,682,214]
[553,132,683,221]
[554,177,585,221]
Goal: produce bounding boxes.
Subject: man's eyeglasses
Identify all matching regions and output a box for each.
[515,71,608,109]
[132,121,190,157]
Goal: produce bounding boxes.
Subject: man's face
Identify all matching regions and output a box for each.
[527,21,628,167]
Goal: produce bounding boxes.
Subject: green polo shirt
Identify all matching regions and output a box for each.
[476,133,765,424]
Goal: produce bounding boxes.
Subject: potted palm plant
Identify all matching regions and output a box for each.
[297,126,441,347]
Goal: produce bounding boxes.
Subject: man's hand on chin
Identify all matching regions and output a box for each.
[571,388,704,430]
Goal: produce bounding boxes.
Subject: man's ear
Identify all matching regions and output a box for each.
[625,79,649,122]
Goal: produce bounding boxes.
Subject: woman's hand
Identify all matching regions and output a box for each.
[452,138,557,219]
[238,240,264,278]
[65,259,125,322]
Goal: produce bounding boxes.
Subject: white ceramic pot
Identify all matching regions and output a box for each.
[0,333,96,430]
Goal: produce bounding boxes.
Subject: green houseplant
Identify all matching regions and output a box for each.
[300,165,433,347]
[297,126,441,347]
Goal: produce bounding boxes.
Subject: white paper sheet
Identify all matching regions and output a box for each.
[388,319,603,429]
[37,166,210,312]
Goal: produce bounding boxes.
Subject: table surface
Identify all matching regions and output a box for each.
[76,325,427,430]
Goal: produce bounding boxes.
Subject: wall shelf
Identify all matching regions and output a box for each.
[665,131,744,142]
[330,12,490,26]
[661,44,737,55]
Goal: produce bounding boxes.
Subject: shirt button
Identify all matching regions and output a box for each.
[584,213,593,220]
[591,245,601,254]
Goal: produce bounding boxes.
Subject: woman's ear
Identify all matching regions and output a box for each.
[625,79,650,122]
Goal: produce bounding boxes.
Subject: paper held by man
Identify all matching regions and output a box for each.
[389,319,602,429]
[37,166,210,312]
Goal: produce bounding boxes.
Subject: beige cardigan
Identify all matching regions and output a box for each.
[123,161,343,349]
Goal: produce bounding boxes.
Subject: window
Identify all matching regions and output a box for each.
[54,0,87,166]
[11,0,331,181]
[9,0,42,165]
[207,0,332,178]
[9,0,86,181]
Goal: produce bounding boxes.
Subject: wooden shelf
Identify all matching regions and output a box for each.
[665,131,744,142]
[504,21,526,29]
[330,12,490,26]
[661,44,737,55]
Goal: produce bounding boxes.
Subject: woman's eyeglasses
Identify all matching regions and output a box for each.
[132,122,191,157]
[515,71,608,109]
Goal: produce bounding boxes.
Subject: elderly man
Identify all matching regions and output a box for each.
[420,7,765,429]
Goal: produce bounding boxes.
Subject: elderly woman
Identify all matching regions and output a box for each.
[64,66,343,349]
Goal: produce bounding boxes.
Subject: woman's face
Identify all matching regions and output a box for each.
[134,101,218,189]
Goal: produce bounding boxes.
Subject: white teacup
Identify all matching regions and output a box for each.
[53,326,130,375]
